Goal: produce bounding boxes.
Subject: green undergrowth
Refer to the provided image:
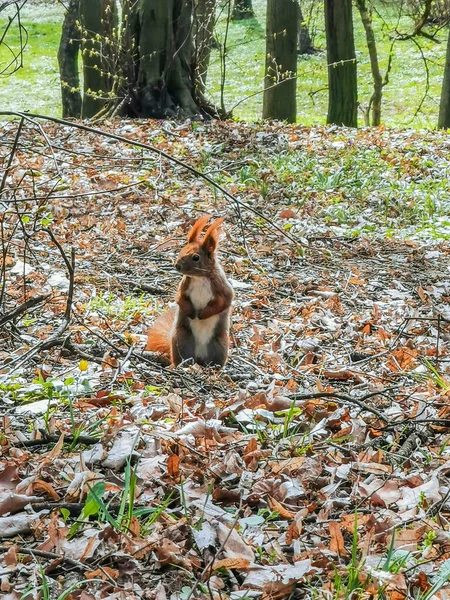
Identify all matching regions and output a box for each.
[0,1,448,127]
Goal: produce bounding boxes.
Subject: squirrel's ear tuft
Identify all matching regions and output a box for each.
[202,217,225,253]
[187,214,211,243]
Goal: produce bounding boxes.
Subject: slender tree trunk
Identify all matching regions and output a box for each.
[232,0,254,20]
[58,0,82,118]
[194,0,216,95]
[439,26,450,128]
[324,0,357,127]
[80,0,116,118]
[263,0,298,123]
[356,0,382,126]
[298,4,314,55]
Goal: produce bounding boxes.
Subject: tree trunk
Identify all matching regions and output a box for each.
[262,0,298,123]
[439,26,450,128]
[232,0,254,20]
[58,0,82,119]
[324,0,357,127]
[119,0,201,119]
[80,0,117,118]
[356,0,382,126]
[194,0,216,95]
[298,4,314,55]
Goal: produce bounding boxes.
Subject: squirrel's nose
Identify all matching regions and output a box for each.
[175,263,181,272]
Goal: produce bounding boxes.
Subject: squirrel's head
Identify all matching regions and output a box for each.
[175,214,224,276]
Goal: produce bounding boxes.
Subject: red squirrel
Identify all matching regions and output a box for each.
[146,215,234,367]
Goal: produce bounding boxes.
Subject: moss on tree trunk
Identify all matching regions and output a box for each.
[263,0,298,123]
[324,0,357,127]
[80,0,117,118]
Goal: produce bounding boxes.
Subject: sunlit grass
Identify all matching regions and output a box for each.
[0,0,447,127]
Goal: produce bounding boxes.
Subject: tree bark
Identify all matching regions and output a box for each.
[194,0,216,95]
[298,4,314,55]
[356,0,382,126]
[232,0,254,20]
[58,0,82,119]
[439,26,450,128]
[324,0,357,127]
[119,0,201,119]
[80,0,116,118]
[262,0,298,123]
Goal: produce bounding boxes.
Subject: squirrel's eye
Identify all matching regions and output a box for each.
[192,254,200,262]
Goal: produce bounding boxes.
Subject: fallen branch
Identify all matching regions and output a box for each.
[0,545,86,570]
[0,292,50,327]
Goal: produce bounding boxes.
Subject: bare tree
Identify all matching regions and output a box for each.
[263,0,298,123]
[324,0,357,127]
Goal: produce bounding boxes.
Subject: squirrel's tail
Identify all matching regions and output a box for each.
[145,307,176,359]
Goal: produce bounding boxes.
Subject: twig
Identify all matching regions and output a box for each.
[11,433,101,447]
[0,545,87,570]
[0,292,50,327]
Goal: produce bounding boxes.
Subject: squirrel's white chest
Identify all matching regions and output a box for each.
[187,277,214,311]
[186,277,219,360]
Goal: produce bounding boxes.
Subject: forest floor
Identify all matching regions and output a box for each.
[2,117,450,599]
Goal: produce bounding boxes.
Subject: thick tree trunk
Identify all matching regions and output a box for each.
[324,0,357,127]
[232,0,254,20]
[80,0,116,118]
[119,0,201,119]
[194,0,216,95]
[439,26,450,128]
[263,0,298,123]
[58,0,82,119]
[356,0,382,126]
[298,4,314,55]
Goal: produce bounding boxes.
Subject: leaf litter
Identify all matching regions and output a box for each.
[1,117,450,598]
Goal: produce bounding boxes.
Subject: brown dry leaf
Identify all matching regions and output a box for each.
[0,466,19,490]
[329,521,347,556]
[212,558,251,571]
[386,347,418,372]
[45,432,65,459]
[3,545,17,567]
[85,567,119,581]
[279,209,298,219]
[268,456,305,475]
[285,522,300,545]
[167,454,180,478]
[154,538,190,568]
[0,492,42,517]
[351,462,392,475]
[262,581,295,600]
[322,369,364,384]
[267,496,295,519]
[388,525,427,550]
[31,479,60,500]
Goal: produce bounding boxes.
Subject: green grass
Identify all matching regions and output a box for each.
[0,0,447,127]
[0,2,63,115]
